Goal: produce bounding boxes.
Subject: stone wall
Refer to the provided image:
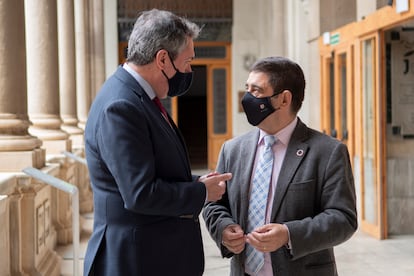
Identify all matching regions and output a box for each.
[0,152,91,275]
[387,158,414,234]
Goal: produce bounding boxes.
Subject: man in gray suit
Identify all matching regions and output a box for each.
[203,56,357,276]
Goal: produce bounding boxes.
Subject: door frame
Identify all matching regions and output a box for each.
[187,42,232,170]
[318,3,414,239]
[356,32,386,239]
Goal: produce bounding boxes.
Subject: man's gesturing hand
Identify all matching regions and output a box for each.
[200,172,232,202]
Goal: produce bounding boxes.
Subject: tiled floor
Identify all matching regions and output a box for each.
[334,230,414,276]
[58,213,92,276]
[202,222,414,276]
[59,212,414,276]
[59,170,414,275]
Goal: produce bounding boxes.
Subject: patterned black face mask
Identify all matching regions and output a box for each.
[241,92,281,126]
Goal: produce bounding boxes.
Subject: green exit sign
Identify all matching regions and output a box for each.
[330,33,340,45]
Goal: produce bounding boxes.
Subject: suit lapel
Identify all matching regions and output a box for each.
[170,120,192,176]
[150,104,192,176]
[115,66,192,177]
[270,120,309,220]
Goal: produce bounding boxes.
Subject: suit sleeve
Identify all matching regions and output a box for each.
[203,142,237,258]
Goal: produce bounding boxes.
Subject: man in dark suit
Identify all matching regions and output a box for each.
[83,9,232,276]
[203,56,357,276]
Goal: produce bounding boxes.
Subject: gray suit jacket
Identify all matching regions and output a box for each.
[203,118,357,276]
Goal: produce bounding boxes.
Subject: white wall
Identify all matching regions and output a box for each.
[231,0,321,136]
[287,0,321,129]
[357,0,377,20]
[232,0,287,137]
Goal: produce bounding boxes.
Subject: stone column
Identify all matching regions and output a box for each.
[75,0,91,129]
[25,0,71,155]
[89,0,106,100]
[57,0,84,147]
[0,0,44,172]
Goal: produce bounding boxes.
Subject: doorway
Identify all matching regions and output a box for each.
[168,42,232,170]
[178,65,208,169]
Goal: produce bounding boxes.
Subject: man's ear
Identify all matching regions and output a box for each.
[281,90,292,106]
[155,49,168,69]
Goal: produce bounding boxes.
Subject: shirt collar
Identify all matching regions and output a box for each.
[258,117,298,146]
[123,63,156,100]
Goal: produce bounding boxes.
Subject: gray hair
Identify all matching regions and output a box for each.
[126,9,201,65]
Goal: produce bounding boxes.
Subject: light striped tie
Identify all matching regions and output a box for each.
[246,135,276,274]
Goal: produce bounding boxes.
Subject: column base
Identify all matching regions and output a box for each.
[36,249,62,276]
[69,134,84,148]
[57,226,73,245]
[42,139,72,155]
[0,148,45,172]
[61,125,84,147]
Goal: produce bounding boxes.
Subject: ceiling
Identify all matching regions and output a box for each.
[117,0,233,41]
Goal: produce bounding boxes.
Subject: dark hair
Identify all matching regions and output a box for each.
[250,56,305,113]
[126,9,200,65]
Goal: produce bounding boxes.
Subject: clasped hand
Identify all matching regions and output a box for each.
[221,223,289,254]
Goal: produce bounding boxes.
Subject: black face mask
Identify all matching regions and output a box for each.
[162,55,193,97]
[241,92,280,126]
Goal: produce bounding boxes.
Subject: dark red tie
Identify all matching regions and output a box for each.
[153,97,170,123]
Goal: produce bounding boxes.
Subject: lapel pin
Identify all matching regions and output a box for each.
[296,149,304,156]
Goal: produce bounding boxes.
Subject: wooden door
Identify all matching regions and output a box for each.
[335,45,355,157]
[355,32,387,239]
[206,64,232,169]
[320,52,333,135]
[320,45,355,158]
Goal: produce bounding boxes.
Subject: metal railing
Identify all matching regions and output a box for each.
[22,167,80,276]
[62,151,87,165]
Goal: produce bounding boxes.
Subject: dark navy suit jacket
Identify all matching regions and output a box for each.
[84,67,206,276]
